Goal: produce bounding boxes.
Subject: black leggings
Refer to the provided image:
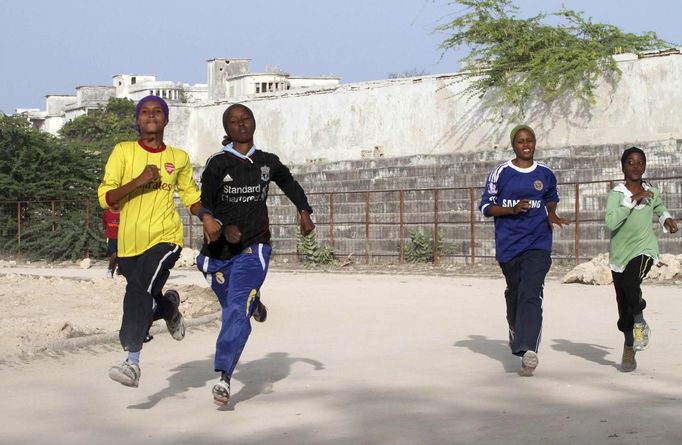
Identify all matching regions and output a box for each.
[612,255,652,333]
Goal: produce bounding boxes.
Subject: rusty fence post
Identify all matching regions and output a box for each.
[433,189,440,266]
[85,200,91,258]
[469,187,476,264]
[16,202,21,256]
[574,182,580,266]
[329,193,335,250]
[399,190,405,264]
[364,191,370,264]
[51,201,56,233]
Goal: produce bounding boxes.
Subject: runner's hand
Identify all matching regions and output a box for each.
[300,211,315,236]
[223,225,242,243]
[135,165,160,187]
[202,215,222,243]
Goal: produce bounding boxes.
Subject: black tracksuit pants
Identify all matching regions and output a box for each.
[612,255,652,333]
[116,243,181,352]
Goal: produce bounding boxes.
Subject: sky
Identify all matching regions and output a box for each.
[2,0,682,114]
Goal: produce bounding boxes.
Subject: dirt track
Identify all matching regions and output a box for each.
[1,266,681,444]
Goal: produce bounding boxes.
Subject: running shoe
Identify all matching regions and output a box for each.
[621,344,637,372]
[164,290,186,341]
[520,350,539,377]
[212,376,231,406]
[633,322,650,351]
[253,293,267,323]
[109,360,141,387]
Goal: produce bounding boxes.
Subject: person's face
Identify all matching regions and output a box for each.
[224,106,255,144]
[623,152,646,182]
[512,129,536,162]
[136,101,167,135]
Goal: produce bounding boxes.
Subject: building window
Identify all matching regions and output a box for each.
[131,76,136,85]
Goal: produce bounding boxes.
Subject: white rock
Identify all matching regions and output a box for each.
[79,258,92,269]
[564,252,682,285]
[562,254,612,285]
[176,248,199,268]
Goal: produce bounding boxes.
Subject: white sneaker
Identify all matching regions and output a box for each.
[212,378,230,406]
[109,360,141,387]
[520,351,538,377]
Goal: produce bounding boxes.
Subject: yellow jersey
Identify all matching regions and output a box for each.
[98,140,201,257]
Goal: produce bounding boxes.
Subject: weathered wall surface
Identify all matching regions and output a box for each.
[164,54,682,167]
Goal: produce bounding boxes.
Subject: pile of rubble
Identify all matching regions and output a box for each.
[562,253,682,285]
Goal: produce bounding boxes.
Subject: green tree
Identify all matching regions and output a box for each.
[0,114,97,201]
[0,97,137,260]
[438,0,672,119]
[60,97,136,160]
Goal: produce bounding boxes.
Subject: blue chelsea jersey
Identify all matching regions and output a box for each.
[479,160,560,263]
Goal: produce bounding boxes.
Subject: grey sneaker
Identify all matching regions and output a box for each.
[621,344,637,372]
[212,377,231,406]
[164,290,186,341]
[109,360,141,387]
[633,322,650,351]
[520,351,539,377]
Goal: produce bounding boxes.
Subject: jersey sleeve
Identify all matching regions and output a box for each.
[543,169,560,204]
[200,157,221,213]
[271,154,313,213]
[605,190,633,231]
[175,151,201,210]
[479,168,499,217]
[97,143,125,209]
[650,187,673,228]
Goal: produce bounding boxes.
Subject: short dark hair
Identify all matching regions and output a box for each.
[621,146,646,168]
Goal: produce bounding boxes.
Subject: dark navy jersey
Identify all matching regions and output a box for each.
[200,146,312,259]
[479,160,559,263]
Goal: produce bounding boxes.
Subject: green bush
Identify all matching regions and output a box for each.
[296,228,335,265]
[405,228,455,263]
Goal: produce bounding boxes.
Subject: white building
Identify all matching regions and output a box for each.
[17,58,340,136]
[207,58,339,100]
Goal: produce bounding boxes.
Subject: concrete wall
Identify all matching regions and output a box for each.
[165,54,682,167]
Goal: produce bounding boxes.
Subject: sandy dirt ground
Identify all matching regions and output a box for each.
[0,265,681,445]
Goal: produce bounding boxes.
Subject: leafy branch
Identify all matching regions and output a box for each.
[438,0,673,119]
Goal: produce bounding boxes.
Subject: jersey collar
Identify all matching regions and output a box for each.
[223,143,256,162]
[137,139,166,153]
[507,159,537,173]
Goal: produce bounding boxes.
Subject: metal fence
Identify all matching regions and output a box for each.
[1,176,680,265]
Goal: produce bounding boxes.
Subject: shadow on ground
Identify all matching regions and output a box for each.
[128,352,324,411]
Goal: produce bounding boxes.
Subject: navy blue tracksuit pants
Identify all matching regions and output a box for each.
[499,249,552,356]
[197,243,271,377]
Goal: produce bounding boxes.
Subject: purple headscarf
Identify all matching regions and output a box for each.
[134,95,169,120]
